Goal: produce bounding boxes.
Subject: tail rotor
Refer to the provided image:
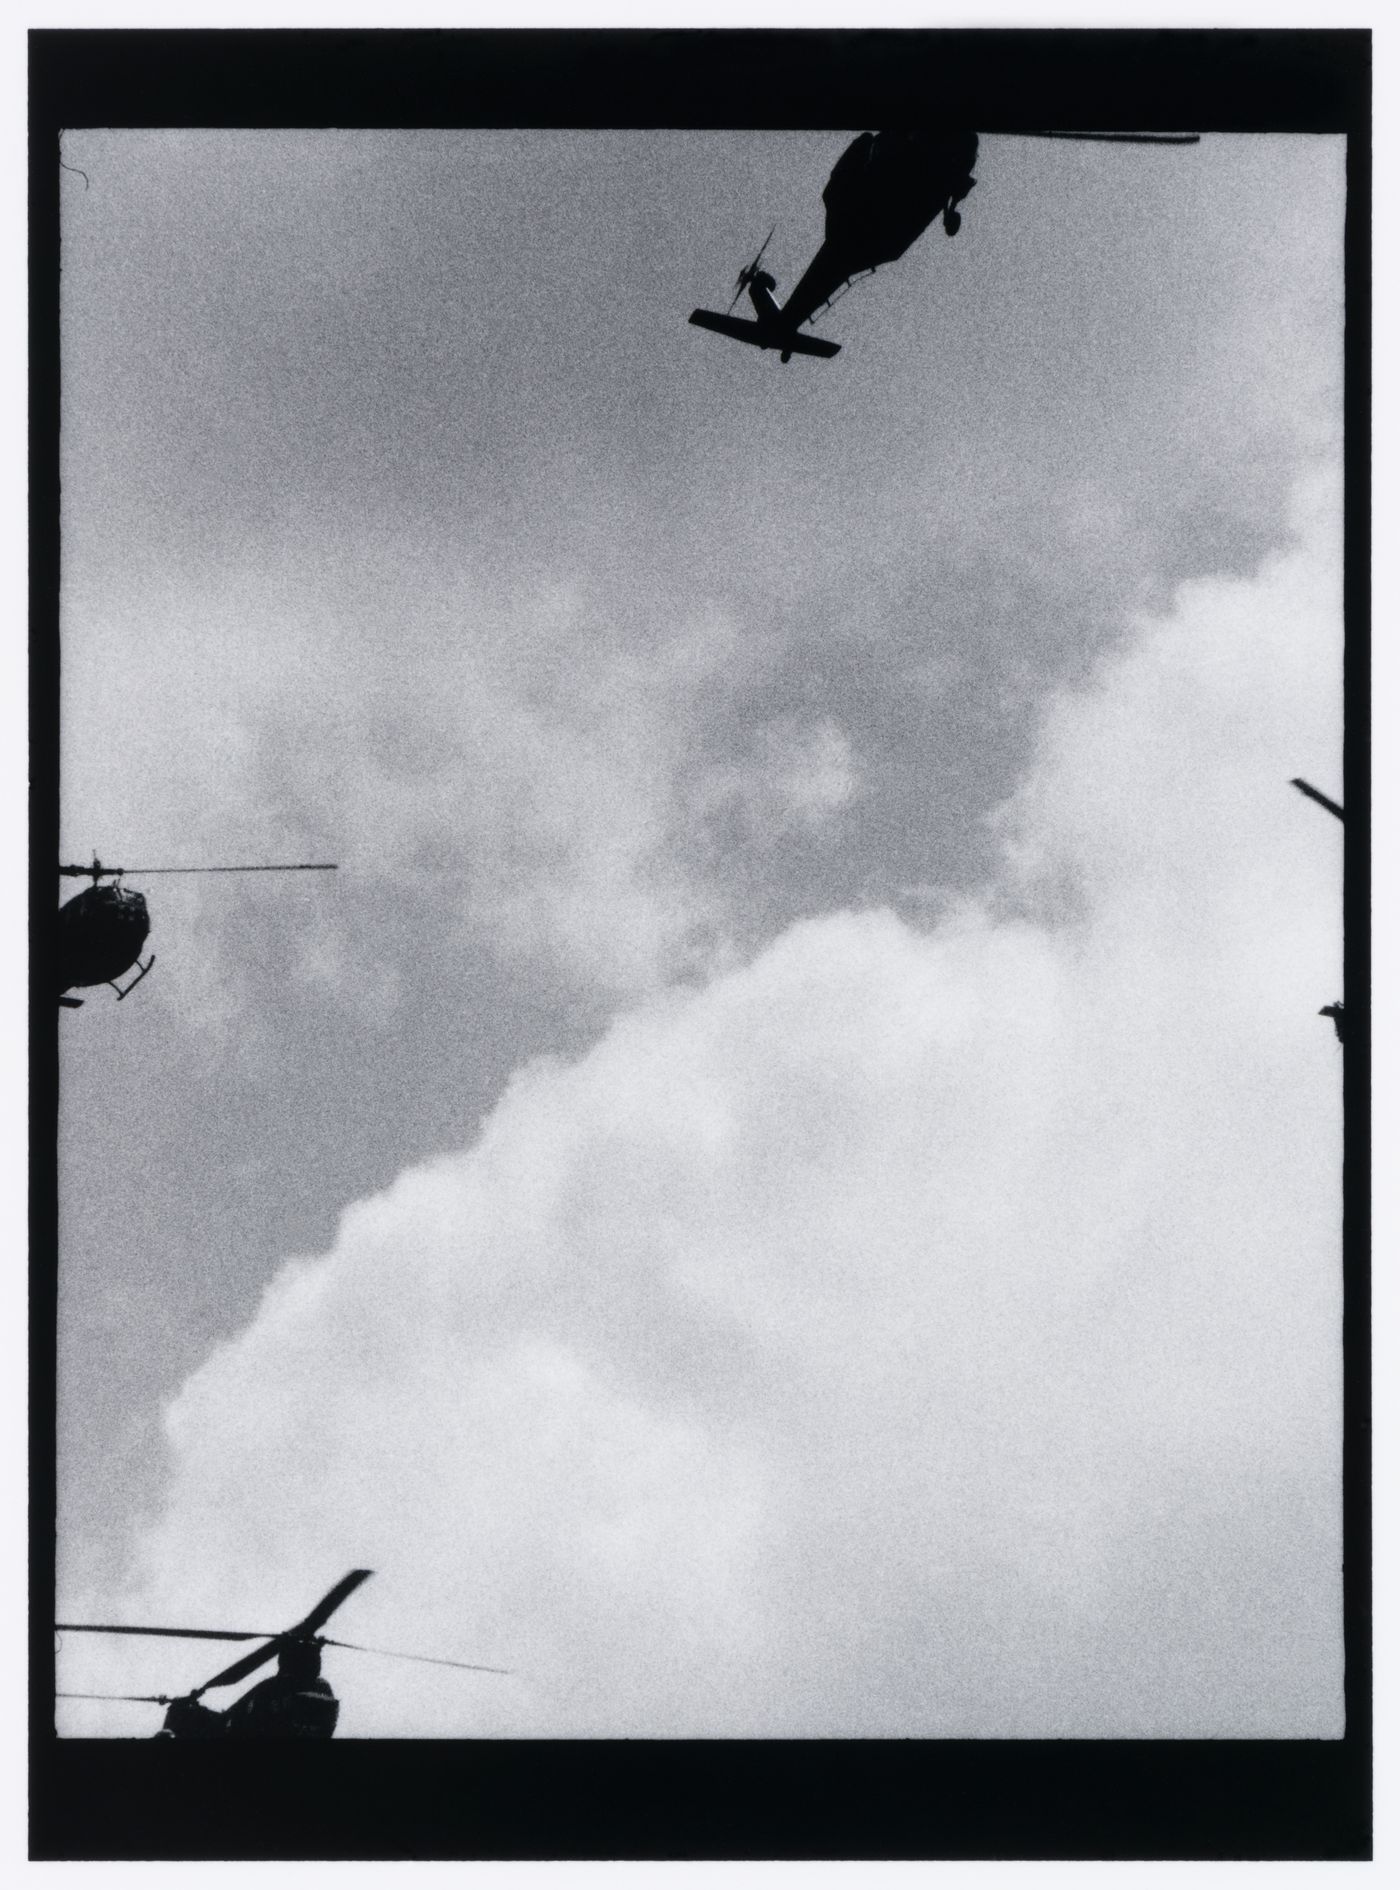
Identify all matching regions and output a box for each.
[728,225,776,312]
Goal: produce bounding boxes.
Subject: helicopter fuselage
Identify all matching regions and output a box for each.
[776,127,980,335]
[156,1674,341,1739]
[57,882,150,1001]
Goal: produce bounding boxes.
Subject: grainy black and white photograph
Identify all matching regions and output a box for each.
[33,24,1369,1863]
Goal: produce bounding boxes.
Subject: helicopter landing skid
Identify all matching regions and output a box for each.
[109,956,155,1001]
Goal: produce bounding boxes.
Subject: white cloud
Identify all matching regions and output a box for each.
[58,474,1343,1739]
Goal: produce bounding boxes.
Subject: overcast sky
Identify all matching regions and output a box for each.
[56,128,1343,1737]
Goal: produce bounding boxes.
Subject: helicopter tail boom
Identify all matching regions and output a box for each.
[688,309,841,358]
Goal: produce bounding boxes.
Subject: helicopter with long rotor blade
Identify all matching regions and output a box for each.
[56,1568,511,1738]
[1291,778,1345,1043]
[57,854,338,1008]
[689,126,1202,362]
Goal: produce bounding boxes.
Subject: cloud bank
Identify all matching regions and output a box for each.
[60,476,1343,1739]
[60,137,1343,1046]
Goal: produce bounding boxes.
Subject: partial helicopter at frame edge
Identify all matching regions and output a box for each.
[690,126,1201,363]
[1291,778,1345,1044]
[56,1569,511,1739]
[57,854,338,1009]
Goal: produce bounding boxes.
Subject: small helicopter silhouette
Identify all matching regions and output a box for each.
[57,854,338,1008]
[57,1568,510,1738]
[690,126,1201,362]
[1291,778,1344,1043]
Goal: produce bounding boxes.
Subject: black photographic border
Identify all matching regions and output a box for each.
[30,25,1371,1861]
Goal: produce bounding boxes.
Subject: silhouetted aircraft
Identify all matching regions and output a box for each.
[690,127,1200,362]
[58,855,337,1008]
[1290,780,1344,1043]
[56,1568,510,1737]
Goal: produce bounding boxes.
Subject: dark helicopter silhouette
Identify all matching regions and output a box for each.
[1291,778,1344,1043]
[58,854,337,1008]
[689,127,1200,362]
[57,1568,511,1738]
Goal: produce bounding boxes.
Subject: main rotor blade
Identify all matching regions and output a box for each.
[1007,131,1201,145]
[197,1638,282,1692]
[57,1690,175,1705]
[289,1568,375,1639]
[119,863,338,876]
[728,223,777,312]
[57,1622,273,1642]
[1290,777,1344,821]
[321,1637,513,1676]
[199,1568,371,1689]
[59,862,337,878]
